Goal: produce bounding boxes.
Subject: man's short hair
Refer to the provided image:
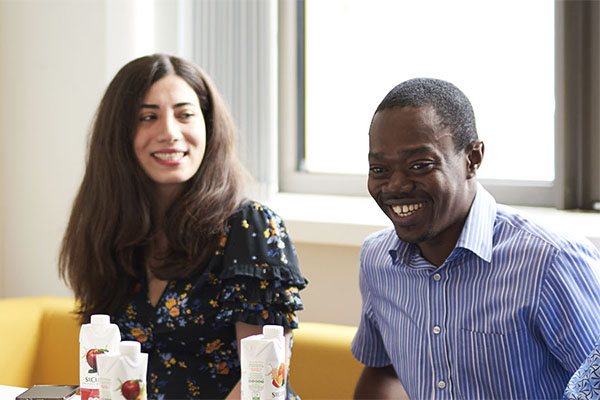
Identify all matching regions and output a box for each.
[374,78,478,151]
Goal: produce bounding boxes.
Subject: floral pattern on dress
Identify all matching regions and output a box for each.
[113,201,307,400]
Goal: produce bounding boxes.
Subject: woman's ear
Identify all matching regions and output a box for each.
[466,141,484,178]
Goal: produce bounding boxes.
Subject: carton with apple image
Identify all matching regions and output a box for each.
[79,314,121,400]
[240,325,286,400]
[96,341,148,400]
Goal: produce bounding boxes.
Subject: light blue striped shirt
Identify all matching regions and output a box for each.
[352,185,600,399]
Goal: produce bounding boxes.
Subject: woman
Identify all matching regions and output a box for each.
[59,54,307,399]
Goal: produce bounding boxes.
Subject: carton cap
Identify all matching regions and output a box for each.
[90,314,110,325]
[263,325,283,338]
[119,341,141,355]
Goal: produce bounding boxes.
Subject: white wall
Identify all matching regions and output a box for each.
[0,0,106,299]
[0,0,187,300]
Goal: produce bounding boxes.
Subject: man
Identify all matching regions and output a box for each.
[351,78,600,399]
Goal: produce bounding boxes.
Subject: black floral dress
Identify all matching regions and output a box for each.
[113,202,307,400]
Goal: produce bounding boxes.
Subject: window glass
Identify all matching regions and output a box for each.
[304,0,554,181]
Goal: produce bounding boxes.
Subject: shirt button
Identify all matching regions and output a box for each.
[433,273,441,281]
[432,326,441,334]
[438,380,446,389]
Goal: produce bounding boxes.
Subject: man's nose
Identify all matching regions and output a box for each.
[386,170,415,192]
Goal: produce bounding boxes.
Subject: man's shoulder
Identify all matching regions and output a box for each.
[361,227,399,257]
[495,203,594,252]
[364,227,397,246]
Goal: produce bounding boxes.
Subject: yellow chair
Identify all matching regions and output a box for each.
[0,296,363,399]
[290,321,363,399]
[0,296,79,387]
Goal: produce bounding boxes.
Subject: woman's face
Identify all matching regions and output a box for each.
[134,74,206,201]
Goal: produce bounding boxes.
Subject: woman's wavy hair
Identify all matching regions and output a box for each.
[59,54,249,321]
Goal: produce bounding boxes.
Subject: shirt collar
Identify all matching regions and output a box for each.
[454,182,496,263]
[388,182,496,266]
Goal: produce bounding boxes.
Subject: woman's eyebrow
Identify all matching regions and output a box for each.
[140,102,195,109]
[174,102,194,108]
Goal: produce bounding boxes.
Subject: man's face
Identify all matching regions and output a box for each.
[368,106,476,250]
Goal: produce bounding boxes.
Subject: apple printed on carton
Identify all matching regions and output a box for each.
[120,379,145,400]
[86,348,109,373]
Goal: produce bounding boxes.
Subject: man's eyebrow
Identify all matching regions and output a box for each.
[369,146,436,160]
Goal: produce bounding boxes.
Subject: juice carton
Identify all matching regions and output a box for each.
[96,341,148,400]
[79,314,121,400]
[241,325,286,400]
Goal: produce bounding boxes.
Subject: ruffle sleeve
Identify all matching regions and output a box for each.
[212,201,307,329]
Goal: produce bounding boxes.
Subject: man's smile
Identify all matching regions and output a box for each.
[391,202,425,217]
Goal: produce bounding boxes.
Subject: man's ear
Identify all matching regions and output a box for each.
[466,141,484,179]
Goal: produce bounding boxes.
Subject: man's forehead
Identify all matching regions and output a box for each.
[370,106,452,140]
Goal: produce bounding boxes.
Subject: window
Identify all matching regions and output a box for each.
[279,0,600,209]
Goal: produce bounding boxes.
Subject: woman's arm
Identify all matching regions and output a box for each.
[226,322,293,400]
[354,365,409,399]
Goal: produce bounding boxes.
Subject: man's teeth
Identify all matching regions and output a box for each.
[392,203,424,217]
[153,152,185,161]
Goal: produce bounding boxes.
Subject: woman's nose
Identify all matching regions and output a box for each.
[158,115,182,142]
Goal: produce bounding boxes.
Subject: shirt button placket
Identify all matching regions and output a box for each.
[430,271,448,396]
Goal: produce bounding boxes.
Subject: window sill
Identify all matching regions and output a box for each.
[267,192,600,249]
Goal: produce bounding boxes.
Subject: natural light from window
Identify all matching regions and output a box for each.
[304,0,554,182]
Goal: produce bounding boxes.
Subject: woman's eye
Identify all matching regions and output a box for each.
[139,114,156,122]
[179,112,195,120]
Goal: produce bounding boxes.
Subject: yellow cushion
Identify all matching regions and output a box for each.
[30,297,80,385]
[0,296,79,387]
[290,321,363,399]
[0,297,44,386]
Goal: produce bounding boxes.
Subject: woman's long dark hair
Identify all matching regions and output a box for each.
[59,54,249,322]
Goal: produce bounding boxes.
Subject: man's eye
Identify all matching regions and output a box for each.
[369,166,384,174]
[410,162,433,170]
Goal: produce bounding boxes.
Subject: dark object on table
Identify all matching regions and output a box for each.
[15,385,79,400]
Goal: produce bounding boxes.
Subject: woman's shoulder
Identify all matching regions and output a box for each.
[224,200,292,249]
[228,200,285,222]
[217,199,305,285]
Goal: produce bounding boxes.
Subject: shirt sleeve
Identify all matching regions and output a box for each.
[215,201,307,329]
[564,336,600,398]
[537,238,600,374]
[351,240,392,367]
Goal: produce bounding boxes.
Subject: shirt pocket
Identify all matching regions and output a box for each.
[451,327,534,399]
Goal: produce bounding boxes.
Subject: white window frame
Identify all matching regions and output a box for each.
[278,0,600,210]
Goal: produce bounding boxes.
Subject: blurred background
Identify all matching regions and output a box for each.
[1,0,599,327]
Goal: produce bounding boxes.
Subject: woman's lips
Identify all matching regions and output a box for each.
[151,151,186,161]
